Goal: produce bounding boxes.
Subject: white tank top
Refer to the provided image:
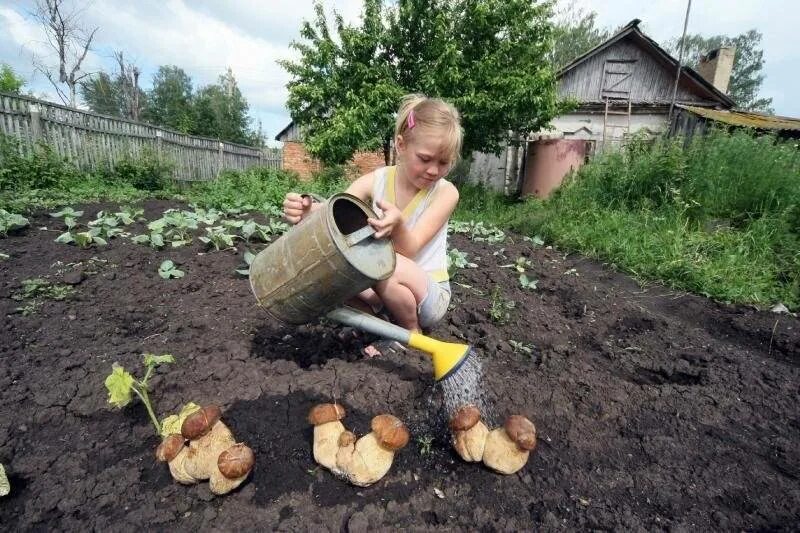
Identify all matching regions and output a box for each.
[371,166,450,282]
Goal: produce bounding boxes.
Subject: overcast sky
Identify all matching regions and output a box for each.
[1,0,798,144]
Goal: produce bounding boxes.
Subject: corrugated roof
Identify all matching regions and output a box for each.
[678,105,800,131]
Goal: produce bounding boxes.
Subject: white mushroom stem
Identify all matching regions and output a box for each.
[183,421,236,480]
[453,420,489,462]
[482,428,530,475]
[168,446,198,485]
[313,420,345,471]
[336,432,395,487]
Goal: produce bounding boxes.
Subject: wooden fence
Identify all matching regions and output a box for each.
[0,92,281,181]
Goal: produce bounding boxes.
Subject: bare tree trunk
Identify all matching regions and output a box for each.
[33,0,98,108]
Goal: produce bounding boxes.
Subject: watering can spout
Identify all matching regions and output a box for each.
[326,307,470,382]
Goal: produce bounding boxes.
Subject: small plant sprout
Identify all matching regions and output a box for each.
[0,210,29,236]
[447,248,477,273]
[49,207,84,219]
[104,353,175,435]
[519,274,539,290]
[236,249,256,276]
[524,235,545,246]
[0,252,9,261]
[199,226,237,250]
[158,260,185,279]
[501,256,532,273]
[449,220,505,244]
[12,278,75,315]
[55,227,108,247]
[114,206,144,225]
[131,231,165,249]
[509,340,534,356]
[240,220,275,243]
[488,286,515,325]
[417,435,434,456]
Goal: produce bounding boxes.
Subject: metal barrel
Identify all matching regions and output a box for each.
[249,193,396,324]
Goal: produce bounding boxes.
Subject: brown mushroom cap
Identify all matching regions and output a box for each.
[504,415,537,451]
[181,405,222,440]
[155,433,185,462]
[449,405,481,431]
[307,403,346,425]
[371,414,410,451]
[338,430,357,447]
[217,443,255,479]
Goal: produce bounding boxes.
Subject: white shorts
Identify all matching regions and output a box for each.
[417,277,451,330]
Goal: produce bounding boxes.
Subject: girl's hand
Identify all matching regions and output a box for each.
[368,200,404,238]
[283,192,313,225]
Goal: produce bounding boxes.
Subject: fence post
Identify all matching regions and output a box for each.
[155,130,163,159]
[218,141,224,177]
[29,104,42,144]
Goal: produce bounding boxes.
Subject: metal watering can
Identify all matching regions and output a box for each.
[249,193,470,382]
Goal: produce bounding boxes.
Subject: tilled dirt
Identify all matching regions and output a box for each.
[0,199,798,531]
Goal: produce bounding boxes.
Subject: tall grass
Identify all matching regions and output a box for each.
[458,129,800,310]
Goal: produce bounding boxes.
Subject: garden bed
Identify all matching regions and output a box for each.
[0,199,798,530]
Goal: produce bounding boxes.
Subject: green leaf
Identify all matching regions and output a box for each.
[131,234,150,244]
[55,232,74,244]
[160,260,174,270]
[94,236,107,246]
[243,249,255,265]
[74,232,92,247]
[151,233,165,247]
[172,268,185,278]
[105,364,135,408]
[143,353,175,368]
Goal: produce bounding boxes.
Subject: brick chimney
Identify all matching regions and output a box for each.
[697,47,736,94]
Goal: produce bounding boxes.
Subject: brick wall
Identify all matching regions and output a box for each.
[282,141,385,181]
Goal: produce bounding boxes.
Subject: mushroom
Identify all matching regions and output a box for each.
[181,405,222,440]
[209,443,255,495]
[182,420,236,480]
[333,430,357,477]
[308,403,346,471]
[482,415,537,475]
[155,433,198,485]
[449,405,489,462]
[335,414,409,487]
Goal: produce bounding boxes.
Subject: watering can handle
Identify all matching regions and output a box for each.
[343,225,377,247]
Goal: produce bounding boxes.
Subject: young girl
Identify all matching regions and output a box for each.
[283,94,462,346]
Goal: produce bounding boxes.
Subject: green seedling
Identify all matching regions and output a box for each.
[104,353,175,435]
[0,209,30,236]
[55,227,108,247]
[0,252,9,261]
[11,278,75,315]
[114,206,144,225]
[199,226,236,250]
[488,286,515,325]
[236,249,256,276]
[49,207,83,219]
[509,339,535,356]
[524,235,545,246]
[131,232,165,249]
[158,260,185,279]
[88,211,126,239]
[450,220,505,244]
[501,256,532,273]
[240,220,275,243]
[447,248,477,273]
[519,274,539,290]
[417,435,434,456]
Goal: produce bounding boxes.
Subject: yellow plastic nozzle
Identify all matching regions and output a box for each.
[408,332,470,381]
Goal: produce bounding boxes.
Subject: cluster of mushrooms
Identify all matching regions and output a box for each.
[155,405,255,495]
[308,403,409,487]
[450,405,537,474]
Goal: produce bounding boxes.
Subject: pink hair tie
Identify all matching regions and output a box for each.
[407,110,416,129]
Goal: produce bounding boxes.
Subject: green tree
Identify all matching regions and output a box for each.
[80,72,122,116]
[193,68,253,145]
[0,64,26,94]
[281,0,565,165]
[666,30,773,112]
[549,4,611,69]
[144,66,195,132]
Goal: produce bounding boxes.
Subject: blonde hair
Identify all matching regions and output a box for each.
[395,94,463,164]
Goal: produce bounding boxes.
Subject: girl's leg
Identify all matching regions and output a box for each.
[373,254,429,331]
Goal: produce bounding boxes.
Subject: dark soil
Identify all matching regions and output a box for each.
[1,199,798,531]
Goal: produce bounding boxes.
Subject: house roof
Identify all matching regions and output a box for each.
[677,105,800,131]
[558,19,735,108]
[275,121,295,141]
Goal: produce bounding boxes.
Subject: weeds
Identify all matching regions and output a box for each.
[417,435,434,456]
[488,286,515,325]
[11,278,75,315]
